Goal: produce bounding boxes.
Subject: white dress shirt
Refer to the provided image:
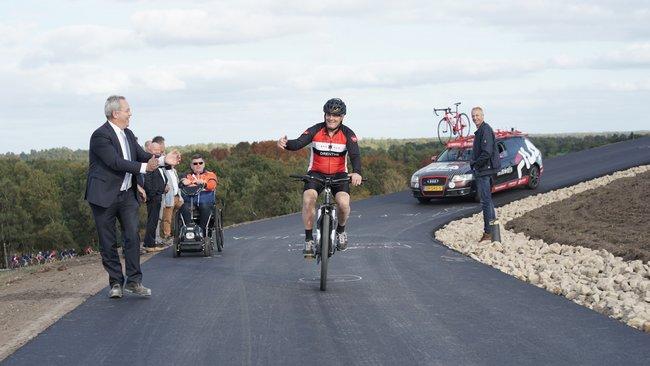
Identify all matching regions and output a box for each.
[108,121,165,191]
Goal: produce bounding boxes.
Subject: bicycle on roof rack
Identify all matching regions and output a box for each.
[434,102,471,145]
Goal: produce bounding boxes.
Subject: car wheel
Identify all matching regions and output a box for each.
[527,165,540,189]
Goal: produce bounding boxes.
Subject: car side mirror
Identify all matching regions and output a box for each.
[431,155,437,162]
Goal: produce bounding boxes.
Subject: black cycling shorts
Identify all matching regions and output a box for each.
[303,171,350,195]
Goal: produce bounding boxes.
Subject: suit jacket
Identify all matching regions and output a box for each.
[85,121,153,208]
[144,168,168,199]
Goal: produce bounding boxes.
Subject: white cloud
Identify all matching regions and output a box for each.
[20,25,140,67]
[136,68,186,91]
[287,59,550,90]
[451,1,650,41]
[3,64,133,96]
[591,43,650,69]
[0,21,36,46]
[603,80,650,92]
[6,48,646,100]
[131,8,316,46]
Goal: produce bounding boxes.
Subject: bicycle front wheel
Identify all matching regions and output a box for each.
[437,118,453,145]
[319,212,330,291]
[459,113,471,138]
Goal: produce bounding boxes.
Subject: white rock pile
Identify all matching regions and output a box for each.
[435,165,650,332]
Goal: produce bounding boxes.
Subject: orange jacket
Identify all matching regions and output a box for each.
[182,170,218,191]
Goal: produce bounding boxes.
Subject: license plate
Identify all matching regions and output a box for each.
[423,185,444,192]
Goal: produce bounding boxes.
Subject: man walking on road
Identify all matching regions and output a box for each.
[85,95,181,299]
[469,106,500,242]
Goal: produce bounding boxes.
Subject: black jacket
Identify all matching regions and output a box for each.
[85,122,153,208]
[470,122,500,177]
[144,168,168,200]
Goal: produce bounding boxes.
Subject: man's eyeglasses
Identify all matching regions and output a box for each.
[192,162,204,165]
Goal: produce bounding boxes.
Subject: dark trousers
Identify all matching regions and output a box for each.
[476,175,496,234]
[90,188,142,286]
[144,196,162,247]
[180,202,212,234]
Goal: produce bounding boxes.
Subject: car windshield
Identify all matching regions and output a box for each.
[437,148,472,162]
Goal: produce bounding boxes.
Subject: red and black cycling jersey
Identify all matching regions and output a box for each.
[285,122,362,175]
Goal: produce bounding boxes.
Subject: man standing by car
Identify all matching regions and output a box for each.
[469,106,500,242]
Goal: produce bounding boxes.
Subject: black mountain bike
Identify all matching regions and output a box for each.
[291,174,354,291]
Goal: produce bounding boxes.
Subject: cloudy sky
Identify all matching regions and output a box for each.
[1,0,649,153]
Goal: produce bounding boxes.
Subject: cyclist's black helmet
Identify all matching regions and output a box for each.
[323,98,346,115]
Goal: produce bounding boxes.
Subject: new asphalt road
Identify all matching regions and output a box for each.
[4,137,650,365]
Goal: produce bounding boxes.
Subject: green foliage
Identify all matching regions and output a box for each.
[1,147,88,161]
[1,133,647,257]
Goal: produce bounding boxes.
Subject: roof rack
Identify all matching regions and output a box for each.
[444,129,527,148]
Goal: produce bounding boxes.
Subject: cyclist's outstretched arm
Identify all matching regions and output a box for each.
[284,123,321,151]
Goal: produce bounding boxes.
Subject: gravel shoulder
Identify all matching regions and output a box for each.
[436,165,650,332]
[0,251,158,361]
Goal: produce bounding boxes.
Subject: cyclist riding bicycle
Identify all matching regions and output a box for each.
[277,98,363,258]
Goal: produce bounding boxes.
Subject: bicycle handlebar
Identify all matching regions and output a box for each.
[290,174,366,185]
[433,107,451,116]
[179,182,205,196]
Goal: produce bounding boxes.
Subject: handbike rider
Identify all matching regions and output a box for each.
[178,154,218,236]
[277,98,363,258]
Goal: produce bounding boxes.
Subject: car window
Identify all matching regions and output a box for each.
[503,138,521,158]
[497,141,507,158]
[437,148,472,162]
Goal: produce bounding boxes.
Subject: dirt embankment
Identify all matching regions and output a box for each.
[506,170,650,262]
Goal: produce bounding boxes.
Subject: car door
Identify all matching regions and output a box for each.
[493,140,514,185]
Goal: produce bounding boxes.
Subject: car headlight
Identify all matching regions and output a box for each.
[451,174,474,183]
[185,232,195,240]
[410,174,419,188]
[449,174,473,188]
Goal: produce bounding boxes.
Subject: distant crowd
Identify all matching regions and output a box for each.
[7,247,95,269]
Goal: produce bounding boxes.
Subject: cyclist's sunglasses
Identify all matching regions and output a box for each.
[192,161,204,165]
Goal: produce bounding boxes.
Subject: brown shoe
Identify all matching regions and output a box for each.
[144,246,163,253]
[479,233,492,242]
[124,282,152,297]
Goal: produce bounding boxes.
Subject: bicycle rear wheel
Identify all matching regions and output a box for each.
[459,113,471,138]
[319,212,330,291]
[437,118,453,145]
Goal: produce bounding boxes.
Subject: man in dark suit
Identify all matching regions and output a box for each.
[143,141,168,252]
[85,95,180,298]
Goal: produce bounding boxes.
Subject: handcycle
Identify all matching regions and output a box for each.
[172,183,224,257]
[434,102,471,144]
[290,174,364,291]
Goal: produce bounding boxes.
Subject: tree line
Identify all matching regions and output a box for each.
[0,132,645,262]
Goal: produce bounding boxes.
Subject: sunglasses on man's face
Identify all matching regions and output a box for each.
[192,161,204,166]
